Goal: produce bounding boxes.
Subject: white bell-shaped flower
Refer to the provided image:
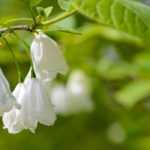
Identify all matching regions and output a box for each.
[3,83,28,134]
[66,70,94,113]
[50,84,68,114]
[31,32,68,82]
[25,78,56,126]
[51,70,94,115]
[3,70,56,134]
[3,108,22,134]
[0,68,16,116]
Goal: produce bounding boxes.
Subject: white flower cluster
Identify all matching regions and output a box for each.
[0,32,93,134]
[50,70,94,115]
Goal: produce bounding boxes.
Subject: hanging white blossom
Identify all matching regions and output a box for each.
[3,70,56,134]
[31,32,68,82]
[0,68,17,116]
[51,70,94,115]
[3,83,29,134]
[50,84,68,114]
[66,70,94,113]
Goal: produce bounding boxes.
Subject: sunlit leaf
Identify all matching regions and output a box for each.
[30,0,43,7]
[115,80,150,108]
[58,0,150,40]
[44,6,53,17]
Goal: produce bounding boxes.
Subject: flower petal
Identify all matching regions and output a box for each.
[31,32,68,81]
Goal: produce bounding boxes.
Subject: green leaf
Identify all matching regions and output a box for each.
[79,25,144,48]
[133,53,150,77]
[115,80,150,108]
[58,0,78,10]
[44,6,53,17]
[36,6,44,14]
[58,0,150,39]
[45,26,82,35]
[30,0,43,7]
[43,15,81,35]
[97,0,150,39]
[97,59,136,80]
[22,0,43,7]
[37,6,53,17]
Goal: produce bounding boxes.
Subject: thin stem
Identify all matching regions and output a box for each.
[42,9,77,26]
[27,5,37,25]
[3,37,22,82]
[0,25,33,34]
[12,32,33,67]
[4,18,33,26]
[0,10,78,35]
[11,32,34,76]
[21,0,36,25]
[44,27,82,35]
[12,31,30,55]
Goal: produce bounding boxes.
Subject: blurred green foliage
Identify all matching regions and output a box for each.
[0,0,150,150]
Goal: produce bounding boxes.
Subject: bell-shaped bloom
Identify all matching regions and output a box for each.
[51,70,94,115]
[50,84,68,114]
[66,70,94,113]
[3,70,56,134]
[3,83,28,134]
[0,68,17,116]
[31,32,68,82]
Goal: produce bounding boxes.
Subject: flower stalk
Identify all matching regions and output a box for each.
[41,9,77,26]
[0,9,78,35]
[3,37,22,82]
